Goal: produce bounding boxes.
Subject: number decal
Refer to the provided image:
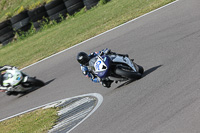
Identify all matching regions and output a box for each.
[94,57,107,72]
[95,61,101,71]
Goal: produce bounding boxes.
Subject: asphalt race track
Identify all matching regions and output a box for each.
[1,0,200,132]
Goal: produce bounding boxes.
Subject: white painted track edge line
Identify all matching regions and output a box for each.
[21,0,179,70]
[66,93,103,133]
[0,93,103,122]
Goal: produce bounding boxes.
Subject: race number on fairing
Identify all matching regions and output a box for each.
[94,58,107,72]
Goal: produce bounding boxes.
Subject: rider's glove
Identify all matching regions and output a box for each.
[104,48,111,55]
[11,66,17,70]
[81,66,88,75]
[89,72,95,79]
[92,78,99,83]
[0,65,13,71]
[99,51,104,56]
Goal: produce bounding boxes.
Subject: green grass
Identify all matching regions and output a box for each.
[0,108,58,133]
[0,0,175,69]
[0,0,51,22]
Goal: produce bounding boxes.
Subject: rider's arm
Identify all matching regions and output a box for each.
[0,65,14,72]
[91,77,100,83]
[80,65,100,83]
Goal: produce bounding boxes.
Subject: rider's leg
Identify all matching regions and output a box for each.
[105,49,129,57]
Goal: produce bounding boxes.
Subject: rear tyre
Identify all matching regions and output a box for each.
[137,65,144,74]
[22,77,45,87]
[115,66,142,80]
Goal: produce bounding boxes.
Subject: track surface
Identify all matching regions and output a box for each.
[1,0,200,132]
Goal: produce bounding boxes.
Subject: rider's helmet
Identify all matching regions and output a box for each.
[77,52,90,65]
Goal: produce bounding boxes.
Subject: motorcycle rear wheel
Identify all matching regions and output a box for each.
[115,66,142,80]
[137,65,144,74]
[22,77,45,87]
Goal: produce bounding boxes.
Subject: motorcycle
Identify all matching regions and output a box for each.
[0,67,44,96]
[89,54,144,86]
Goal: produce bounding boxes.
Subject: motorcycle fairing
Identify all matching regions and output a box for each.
[109,55,137,72]
[92,55,111,78]
[3,69,23,86]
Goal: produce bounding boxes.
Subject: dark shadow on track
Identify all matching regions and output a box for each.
[18,79,55,98]
[115,65,162,89]
[115,79,136,89]
[44,79,56,86]
[142,65,162,78]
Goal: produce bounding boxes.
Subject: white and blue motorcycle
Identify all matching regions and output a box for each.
[89,53,144,86]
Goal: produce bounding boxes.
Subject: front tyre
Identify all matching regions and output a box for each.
[22,77,45,87]
[114,66,142,80]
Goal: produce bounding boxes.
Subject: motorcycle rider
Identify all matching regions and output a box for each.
[77,48,129,88]
[0,65,19,95]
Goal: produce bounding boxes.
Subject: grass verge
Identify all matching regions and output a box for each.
[0,0,50,22]
[0,0,175,68]
[0,108,58,133]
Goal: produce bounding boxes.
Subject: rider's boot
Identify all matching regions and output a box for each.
[105,50,129,58]
[5,91,12,96]
[118,54,129,58]
[5,91,19,96]
[102,80,113,88]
